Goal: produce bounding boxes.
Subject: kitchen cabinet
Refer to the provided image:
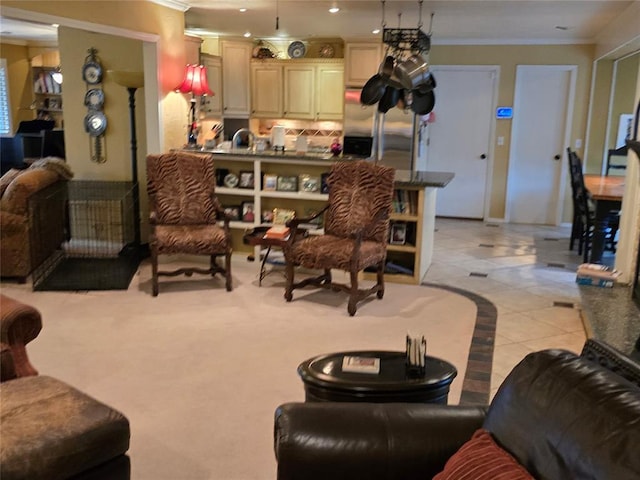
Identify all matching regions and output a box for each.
[201,54,222,117]
[344,42,383,87]
[251,59,343,120]
[221,41,251,117]
[251,63,283,117]
[283,64,315,119]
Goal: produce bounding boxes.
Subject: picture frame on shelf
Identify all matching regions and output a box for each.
[263,173,278,191]
[239,170,255,189]
[224,205,241,221]
[48,97,62,110]
[273,208,296,225]
[241,202,256,222]
[390,223,407,245]
[300,174,321,193]
[321,172,330,194]
[277,175,298,192]
[261,209,274,223]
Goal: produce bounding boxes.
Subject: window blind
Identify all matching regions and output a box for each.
[0,59,13,136]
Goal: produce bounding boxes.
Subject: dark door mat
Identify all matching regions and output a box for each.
[34,255,140,291]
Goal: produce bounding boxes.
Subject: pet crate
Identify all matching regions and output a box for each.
[32,180,141,291]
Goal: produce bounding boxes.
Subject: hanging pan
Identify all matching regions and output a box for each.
[360,74,386,105]
[411,88,435,115]
[378,86,401,113]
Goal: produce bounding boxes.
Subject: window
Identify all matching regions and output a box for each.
[0,59,12,136]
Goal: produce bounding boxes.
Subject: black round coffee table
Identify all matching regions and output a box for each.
[298,350,458,404]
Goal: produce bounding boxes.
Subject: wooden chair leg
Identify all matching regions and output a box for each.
[225,251,233,291]
[151,248,159,296]
[284,262,295,301]
[376,262,385,299]
[348,270,359,316]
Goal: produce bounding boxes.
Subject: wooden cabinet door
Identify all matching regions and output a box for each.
[201,55,222,117]
[283,65,315,119]
[315,64,344,120]
[345,42,382,87]
[251,63,283,118]
[221,41,251,117]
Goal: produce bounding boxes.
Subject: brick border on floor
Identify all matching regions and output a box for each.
[423,283,498,405]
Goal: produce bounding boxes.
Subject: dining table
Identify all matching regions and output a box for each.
[583,174,625,264]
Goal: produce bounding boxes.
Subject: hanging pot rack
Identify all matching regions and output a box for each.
[382,1,432,55]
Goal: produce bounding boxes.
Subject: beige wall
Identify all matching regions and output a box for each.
[57,27,146,181]
[610,53,639,150]
[429,44,595,220]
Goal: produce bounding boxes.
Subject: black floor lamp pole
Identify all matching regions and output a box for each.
[126,86,141,246]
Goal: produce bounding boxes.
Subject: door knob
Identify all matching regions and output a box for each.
[480,153,487,159]
[554,154,561,160]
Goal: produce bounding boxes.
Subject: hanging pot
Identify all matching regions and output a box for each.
[360,74,386,105]
[411,88,435,115]
[379,55,395,79]
[378,86,401,113]
[395,53,430,90]
[416,72,437,94]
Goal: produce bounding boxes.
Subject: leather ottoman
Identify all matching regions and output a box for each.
[1,375,130,480]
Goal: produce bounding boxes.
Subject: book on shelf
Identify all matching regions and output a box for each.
[342,356,380,374]
[264,226,290,240]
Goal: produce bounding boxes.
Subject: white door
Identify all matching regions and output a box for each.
[507,66,575,225]
[426,67,496,218]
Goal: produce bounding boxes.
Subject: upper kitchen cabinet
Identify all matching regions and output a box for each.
[344,42,383,87]
[251,59,343,120]
[201,54,222,117]
[315,64,344,120]
[251,62,283,117]
[221,41,251,117]
[283,64,315,120]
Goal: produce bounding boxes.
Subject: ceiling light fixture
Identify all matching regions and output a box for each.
[329,7,340,14]
[372,29,381,34]
[244,31,251,38]
[239,8,247,12]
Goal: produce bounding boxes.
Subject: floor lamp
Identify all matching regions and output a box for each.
[108,70,144,247]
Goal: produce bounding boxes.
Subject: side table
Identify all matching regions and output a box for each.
[242,226,307,286]
[298,350,458,404]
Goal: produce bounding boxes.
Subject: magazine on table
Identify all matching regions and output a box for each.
[342,356,380,374]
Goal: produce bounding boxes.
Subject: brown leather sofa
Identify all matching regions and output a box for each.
[0,158,71,282]
[0,294,130,480]
[274,340,640,480]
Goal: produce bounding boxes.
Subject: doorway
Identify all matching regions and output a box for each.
[506,65,576,225]
[426,66,497,219]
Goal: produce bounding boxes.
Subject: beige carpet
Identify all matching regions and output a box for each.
[1,258,478,480]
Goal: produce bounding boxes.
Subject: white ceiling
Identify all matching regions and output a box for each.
[184,0,635,44]
[0,1,635,46]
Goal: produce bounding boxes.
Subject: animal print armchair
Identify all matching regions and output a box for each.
[146,151,232,295]
[283,160,395,316]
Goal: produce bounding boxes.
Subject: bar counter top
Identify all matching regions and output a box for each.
[181,147,454,188]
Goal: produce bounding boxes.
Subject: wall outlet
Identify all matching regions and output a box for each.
[575,139,582,149]
[497,136,504,146]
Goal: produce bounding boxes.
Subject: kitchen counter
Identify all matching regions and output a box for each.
[182,147,455,188]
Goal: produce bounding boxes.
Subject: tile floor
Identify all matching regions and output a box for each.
[423,218,609,398]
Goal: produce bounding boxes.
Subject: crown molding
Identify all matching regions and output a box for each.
[150,0,190,12]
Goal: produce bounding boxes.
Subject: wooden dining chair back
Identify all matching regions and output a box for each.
[566,148,618,262]
[146,151,232,295]
[283,161,395,316]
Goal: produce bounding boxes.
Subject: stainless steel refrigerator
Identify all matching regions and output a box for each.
[343,88,420,171]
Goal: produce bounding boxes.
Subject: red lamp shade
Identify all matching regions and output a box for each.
[175,64,214,96]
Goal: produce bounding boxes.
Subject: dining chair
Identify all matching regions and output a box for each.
[282,160,395,316]
[566,148,618,262]
[146,151,233,295]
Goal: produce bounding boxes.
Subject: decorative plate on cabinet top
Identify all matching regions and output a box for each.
[287,41,306,59]
[319,44,335,58]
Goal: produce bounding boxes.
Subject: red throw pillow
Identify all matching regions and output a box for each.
[433,429,534,480]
